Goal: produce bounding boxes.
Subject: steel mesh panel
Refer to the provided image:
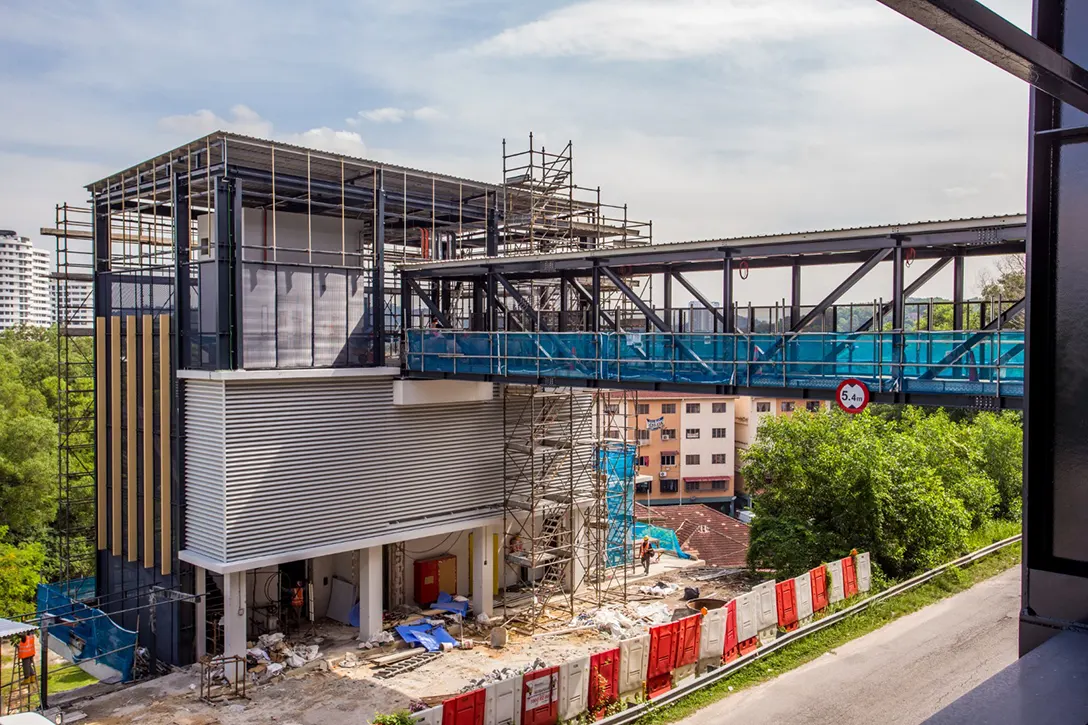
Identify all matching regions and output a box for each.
[314,270,348,367]
[276,267,313,368]
[242,264,277,369]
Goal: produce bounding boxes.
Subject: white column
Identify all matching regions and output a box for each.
[569,506,587,593]
[222,570,247,682]
[195,567,207,659]
[471,526,494,618]
[359,545,383,640]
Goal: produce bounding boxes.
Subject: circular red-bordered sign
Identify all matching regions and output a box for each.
[836,378,870,414]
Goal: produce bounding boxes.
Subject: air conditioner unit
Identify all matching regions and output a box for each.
[659,472,668,478]
[661,435,672,441]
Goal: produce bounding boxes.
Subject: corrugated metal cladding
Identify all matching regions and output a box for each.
[183,381,228,561]
[200,376,506,562]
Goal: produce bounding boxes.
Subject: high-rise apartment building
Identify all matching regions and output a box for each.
[0,230,52,330]
[52,278,94,330]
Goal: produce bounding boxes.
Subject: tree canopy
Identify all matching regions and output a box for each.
[741,407,1022,579]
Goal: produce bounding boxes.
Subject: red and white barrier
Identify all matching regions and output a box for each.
[557,656,589,721]
[413,551,874,724]
[485,674,521,725]
[794,571,814,621]
[857,552,872,592]
[827,559,845,604]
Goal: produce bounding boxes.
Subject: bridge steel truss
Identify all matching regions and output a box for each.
[400,215,1027,410]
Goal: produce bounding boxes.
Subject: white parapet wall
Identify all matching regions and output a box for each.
[393,379,494,406]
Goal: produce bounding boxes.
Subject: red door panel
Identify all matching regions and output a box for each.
[442,688,485,725]
[522,666,559,725]
[842,556,859,598]
[674,615,701,668]
[588,648,619,713]
[810,565,829,612]
[776,579,798,628]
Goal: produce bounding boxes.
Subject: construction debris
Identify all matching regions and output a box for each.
[463,658,549,691]
[638,581,679,598]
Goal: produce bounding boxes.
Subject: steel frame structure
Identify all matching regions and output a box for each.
[401,215,1027,409]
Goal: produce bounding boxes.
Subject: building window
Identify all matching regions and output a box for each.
[685,428,700,439]
[756,401,771,413]
[712,402,728,413]
[637,403,649,415]
[605,429,619,439]
[685,480,701,492]
[637,429,650,442]
[686,403,701,414]
[712,428,728,439]
[711,480,727,491]
[806,401,821,412]
[660,479,679,493]
[660,453,676,466]
[637,455,650,467]
[662,428,676,440]
[686,454,700,465]
[605,404,619,415]
[712,453,728,465]
[635,480,652,494]
[661,403,677,414]
[781,402,795,412]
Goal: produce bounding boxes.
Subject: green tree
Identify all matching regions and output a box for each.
[0,525,46,616]
[969,411,1023,520]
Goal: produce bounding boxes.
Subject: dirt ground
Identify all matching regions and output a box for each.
[62,566,753,724]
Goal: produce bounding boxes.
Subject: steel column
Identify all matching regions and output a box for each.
[591,266,601,334]
[600,266,670,332]
[570,277,616,331]
[672,270,727,330]
[892,244,905,330]
[663,267,673,330]
[559,275,569,332]
[723,257,734,333]
[495,273,548,332]
[472,279,485,331]
[855,257,953,333]
[374,170,386,366]
[794,249,893,333]
[790,260,802,329]
[407,277,451,328]
[486,206,498,257]
[953,254,965,330]
[213,177,236,370]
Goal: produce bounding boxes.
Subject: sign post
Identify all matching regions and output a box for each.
[835,379,870,414]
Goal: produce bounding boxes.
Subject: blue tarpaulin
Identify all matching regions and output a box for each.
[430,591,470,616]
[36,580,137,682]
[395,621,458,652]
[634,522,693,560]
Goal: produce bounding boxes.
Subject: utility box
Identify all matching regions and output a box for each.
[415,554,457,606]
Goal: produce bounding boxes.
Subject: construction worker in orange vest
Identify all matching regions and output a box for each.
[17,633,36,681]
[639,536,656,576]
[291,581,306,629]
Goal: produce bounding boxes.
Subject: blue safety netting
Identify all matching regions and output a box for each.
[405,329,1025,398]
[635,523,693,560]
[599,443,636,568]
[37,580,137,682]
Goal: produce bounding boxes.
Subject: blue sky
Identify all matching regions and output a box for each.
[0,0,1031,303]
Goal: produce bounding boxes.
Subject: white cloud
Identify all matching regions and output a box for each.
[472,0,890,60]
[356,106,445,123]
[157,105,367,156]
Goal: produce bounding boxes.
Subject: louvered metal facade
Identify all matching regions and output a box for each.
[182,374,505,565]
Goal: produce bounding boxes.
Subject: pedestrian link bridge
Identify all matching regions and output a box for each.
[400,215,1026,409]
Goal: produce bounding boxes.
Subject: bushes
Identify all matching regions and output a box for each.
[742,407,1021,579]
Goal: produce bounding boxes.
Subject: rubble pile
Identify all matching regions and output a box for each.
[463,658,549,691]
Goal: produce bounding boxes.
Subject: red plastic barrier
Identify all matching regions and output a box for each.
[775,579,798,629]
[522,666,559,725]
[646,673,672,699]
[648,621,679,678]
[810,564,829,612]
[443,688,485,725]
[737,636,759,656]
[842,556,859,598]
[723,599,738,662]
[588,648,619,715]
[674,615,702,668]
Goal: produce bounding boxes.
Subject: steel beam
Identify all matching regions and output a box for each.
[855,257,953,333]
[570,277,617,330]
[795,249,892,333]
[672,270,728,330]
[495,273,548,332]
[600,266,670,332]
[407,276,451,329]
[874,0,1088,115]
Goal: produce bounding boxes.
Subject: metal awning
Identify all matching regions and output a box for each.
[683,476,732,483]
[0,617,36,639]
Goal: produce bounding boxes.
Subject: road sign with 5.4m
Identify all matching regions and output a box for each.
[836,379,870,414]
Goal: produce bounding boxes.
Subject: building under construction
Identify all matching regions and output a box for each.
[43,132,650,675]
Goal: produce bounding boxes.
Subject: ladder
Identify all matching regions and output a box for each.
[4,655,37,715]
[373,651,443,679]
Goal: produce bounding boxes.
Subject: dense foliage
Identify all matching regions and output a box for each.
[741,407,1022,579]
[0,327,95,615]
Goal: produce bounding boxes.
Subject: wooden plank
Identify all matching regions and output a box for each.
[95,317,107,550]
[126,316,137,562]
[142,315,154,569]
[160,315,172,576]
[110,316,121,556]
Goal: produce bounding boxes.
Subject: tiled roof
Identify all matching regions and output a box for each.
[634,503,750,568]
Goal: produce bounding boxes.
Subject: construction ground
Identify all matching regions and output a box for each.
[50,554,761,725]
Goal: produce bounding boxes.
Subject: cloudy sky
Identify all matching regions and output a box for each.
[0,0,1030,304]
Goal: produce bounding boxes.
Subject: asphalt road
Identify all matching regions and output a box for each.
[679,566,1020,725]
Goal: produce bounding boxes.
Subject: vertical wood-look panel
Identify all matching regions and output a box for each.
[160,315,172,575]
[142,315,154,568]
[126,316,137,561]
[110,316,121,555]
[95,317,107,550]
